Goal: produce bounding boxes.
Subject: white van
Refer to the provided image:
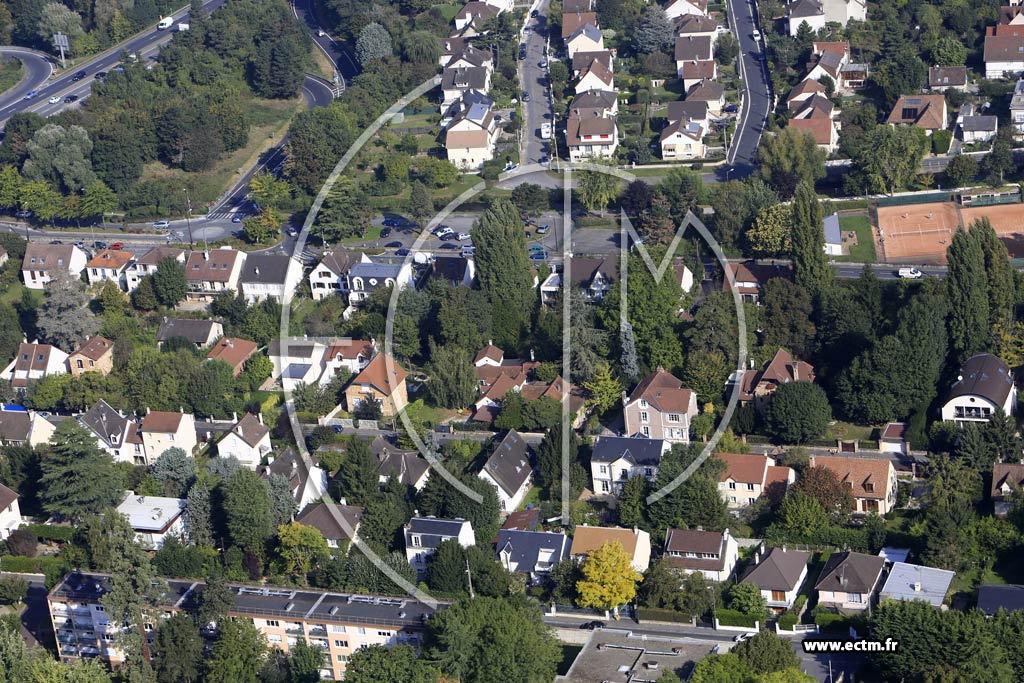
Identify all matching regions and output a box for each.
[157,16,174,30]
[461,245,476,257]
[898,267,923,279]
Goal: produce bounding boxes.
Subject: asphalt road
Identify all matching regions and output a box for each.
[0,0,229,128]
[724,0,771,177]
[518,1,554,165]
[0,48,53,110]
[291,0,359,80]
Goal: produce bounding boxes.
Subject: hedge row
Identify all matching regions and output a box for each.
[21,524,74,543]
[814,611,850,630]
[778,613,799,630]
[1,555,69,588]
[637,607,696,623]
[717,608,759,628]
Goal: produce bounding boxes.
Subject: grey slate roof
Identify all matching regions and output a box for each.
[962,115,998,132]
[296,502,365,542]
[240,253,292,285]
[824,212,841,246]
[496,530,571,570]
[573,89,617,110]
[667,100,709,124]
[442,66,489,91]
[946,353,1014,406]
[348,262,404,281]
[405,517,471,550]
[369,436,430,487]
[879,562,954,607]
[569,23,602,44]
[0,410,31,443]
[814,551,885,594]
[481,429,533,497]
[740,547,809,591]
[978,584,1024,615]
[79,399,130,448]
[591,436,666,466]
[156,318,220,344]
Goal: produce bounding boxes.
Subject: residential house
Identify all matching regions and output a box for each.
[206,337,258,377]
[928,66,969,91]
[569,525,652,573]
[823,212,843,256]
[502,508,540,531]
[21,243,87,289]
[739,546,810,612]
[562,12,599,40]
[940,353,1016,424]
[344,353,409,417]
[441,66,491,110]
[478,429,533,512]
[217,412,271,468]
[452,2,499,35]
[791,94,835,120]
[124,247,185,292]
[663,528,739,582]
[567,257,617,301]
[575,60,615,94]
[439,36,472,67]
[590,436,670,495]
[573,88,619,116]
[622,368,697,443]
[840,61,870,90]
[685,79,725,115]
[372,436,431,490]
[808,455,899,514]
[787,78,827,110]
[667,100,710,132]
[787,0,826,36]
[814,551,886,613]
[269,339,327,390]
[978,584,1024,615]
[1,342,68,391]
[1001,4,1024,24]
[990,462,1024,516]
[115,491,186,550]
[957,103,999,144]
[732,348,816,410]
[85,249,134,287]
[675,262,695,294]
[470,344,538,421]
[0,484,20,539]
[788,117,839,153]
[715,453,794,508]
[496,529,571,580]
[886,95,948,134]
[517,376,586,428]
[239,253,301,304]
[674,13,720,38]
[562,0,593,10]
[422,256,475,288]
[68,336,114,377]
[184,248,246,297]
[804,42,849,90]
[661,119,706,160]
[664,0,708,19]
[879,422,909,455]
[571,50,613,78]
[444,43,494,73]
[0,405,54,447]
[139,410,198,464]
[1012,79,1024,141]
[308,248,365,301]
[445,101,499,171]
[984,24,1024,78]
[404,517,476,571]
[155,318,224,349]
[78,399,144,464]
[555,631,716,683]
[345,260,415,307]
[674,36,714,84]
[322,338,376,386]
[822,0,867,23]
[566,105,619,161]
[48,571,438,680]
[566,23,604,58]
[296,502,365,549]
[721,260,791,304]
[441,89,495,128]
[259,449,329,508]
[879,562,954,607]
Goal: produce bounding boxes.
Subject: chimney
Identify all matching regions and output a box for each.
[912,582,922,592]
[530,349,535,362]
[254,267,260,276]
[621,390,628,407]
[338,497,347,506]
[146,407,151,415]
[232,412,238,423]
[257,412,263,425]
[792,362,799,381]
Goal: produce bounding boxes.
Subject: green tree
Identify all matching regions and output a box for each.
[288,638,325,683]
[931,36,967,66]
[973,218,1015,329]
[277,522,329,583]
[763,381,831,443]
[36,269,99,351]
[577,541,642,612]
[151,447,195,498]
[790,181,831,298]
[335,437,379,506]
[633,5,673,53]
[511,183,547,217]
[153,613,203,683]
[577,170,621,214]
[355,22,392,65]
[39,420,122,519]
[80,181,117,221]
[344,644,441,683]
[691,653,754,683]
[790,466,854,522]
[761,279,816,358]
[23,123,95,193]
[424,596,561,683]
[151,257,188,308]
[755,127,826,199]
[747,203,793,257]
[317,176,372,242]
[875,45,927,107]
[618,474,649,529]
[185,482,213,547]
[583,362,623,413]
[947,226,990,363]
[944,154,978,188]
[426,343,477,409]
[222,468,273,557]
[727,582,768,618]
[982,127,1016,186]
[473,199,534,347]
[853,124,929,195]
[19,179,61,222]
[427,539,468,594]
[205,619,267,683]
[249,172,292,211]
[36,1,83,45]
[732,630,801,674]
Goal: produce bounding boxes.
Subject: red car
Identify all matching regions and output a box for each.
[108,242,123,250]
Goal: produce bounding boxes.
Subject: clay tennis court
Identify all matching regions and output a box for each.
[877,201,1024,263]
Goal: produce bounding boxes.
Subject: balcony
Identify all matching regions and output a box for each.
[306,625,328,637]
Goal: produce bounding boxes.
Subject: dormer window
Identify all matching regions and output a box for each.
[864,482,874,493]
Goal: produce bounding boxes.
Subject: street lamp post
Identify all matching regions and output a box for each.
[182,188,194,249]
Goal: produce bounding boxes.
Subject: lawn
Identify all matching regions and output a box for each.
[835,215,877,263]
[0,57,25,96]
[517,485,543,511]
[140,97,302,209]
[433,3,460,21]
[825,421,876,442]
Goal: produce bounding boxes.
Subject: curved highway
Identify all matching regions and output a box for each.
[0,48,53,111]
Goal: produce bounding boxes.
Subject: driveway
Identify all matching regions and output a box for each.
[518,0,554,165]
[724,0,772,177]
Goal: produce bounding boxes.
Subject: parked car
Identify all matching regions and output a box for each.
[529,251,546,260]
[522,90,531,102]
[93,241,108,250]
[431,224,449,235]
[380,227,392,238]
[232,214,243,223]
[286,228,298,237]
[529,244,545,253]
[724,104,739,113]
[396,248,411,256]
[539,58,548,68]
[439,243,459,250]
[73,241,85,249]
[536,224,550,234]
[385,241,403,248]
[109,242,123,250]
[580,621,605,630]
[153,220,170,229]
[734,632,754,643]
[898,267,923,279]
[64,95,78,103]
[457,232,471,241]
[94,71,107,80]
[530,8,539,17]
[751,29,762,41]
[383,218,403,227]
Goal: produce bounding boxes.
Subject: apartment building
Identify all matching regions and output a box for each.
[48,571,444,680]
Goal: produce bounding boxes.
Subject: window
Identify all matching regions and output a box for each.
[600,481,610,493]
[330,625,346,633]
[411,536,421,548]
[746,483,755,491]
[266,620,280,628]
[76,360,83,369]
[94,605,105,612]
[639,399,647,408]
[357,628,366,635]
[771,590,786,602]
[644,467,653,477]
[668,413,681,422]
[599,465,607,474]
[639,411,649,423]
[728,482,736,490]
[864,482,874,493]
[848,592,863,604]
[728,496,737,503]
[377,630,391,637]
[336,655,349,663]
[641,426,650,437]
[334,640,348,648]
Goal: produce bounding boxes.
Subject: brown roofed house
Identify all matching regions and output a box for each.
[663,528,739,582]
[217,412,271,468]
[344,353,408,417]
[721,260,791,303]
[85,249,135,286]
[623,368,698,443]
[185,248,246,295]
[69,336,114,377]
[991,462,1024,517]
[296,502,365,548]
[886,94,948,133]
[0,342,69,389]
[733,348,815,410]
[740,546,809,611]
[928,66,969,91]
[809,455,898,514]
[788,117,838,153]
[206,337,259,377]
[715,453,794,508]
[562,12,599,39]
[139,410,198,464]
[814,551,885,613]
[569,525,652,572]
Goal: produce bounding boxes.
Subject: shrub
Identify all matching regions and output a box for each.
[5,529,37,557]
[21,524,74,543]
[777,613,799,631]
[716,608,759,628]
[793,595,807,612]
[814,610,849,630]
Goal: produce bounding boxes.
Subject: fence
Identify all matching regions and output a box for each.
[957,189,1021,207]
[876,192,953,207]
